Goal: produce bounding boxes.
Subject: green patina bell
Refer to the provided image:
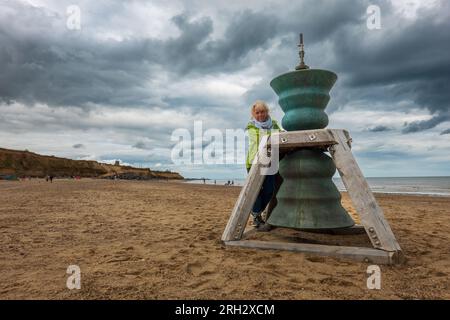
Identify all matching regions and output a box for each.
[267,34,354,230]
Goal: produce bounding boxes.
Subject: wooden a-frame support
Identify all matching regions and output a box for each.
[221,129,403,265]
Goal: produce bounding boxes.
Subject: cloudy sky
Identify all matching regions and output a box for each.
[1,0,449,179]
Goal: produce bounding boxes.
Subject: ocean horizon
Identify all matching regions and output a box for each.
[185,176,450,197]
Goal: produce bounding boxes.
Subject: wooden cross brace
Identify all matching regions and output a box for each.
[221,129,403,265]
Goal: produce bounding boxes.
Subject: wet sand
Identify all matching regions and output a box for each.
[0,179,448,299]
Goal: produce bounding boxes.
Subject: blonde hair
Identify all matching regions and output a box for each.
[251,100,270,117]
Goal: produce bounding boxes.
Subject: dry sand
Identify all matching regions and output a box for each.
[0,179,449,299]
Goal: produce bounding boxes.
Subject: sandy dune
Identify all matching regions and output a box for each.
[0,179,448,299]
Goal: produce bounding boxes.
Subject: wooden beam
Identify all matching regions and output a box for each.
[221,137,269,242]
[272,129,337,149]
[224,240,397,264]
[329,129,402,256]
[300,224,367,235]
[222,127,403,265]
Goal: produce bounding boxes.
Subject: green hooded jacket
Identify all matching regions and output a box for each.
[245,119,281,170]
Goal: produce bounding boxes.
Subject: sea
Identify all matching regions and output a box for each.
[185,176,450,197]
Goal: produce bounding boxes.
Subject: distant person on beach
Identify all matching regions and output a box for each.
[245,100,281,228]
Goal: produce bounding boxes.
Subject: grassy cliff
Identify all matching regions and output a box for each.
[0,147,183,180]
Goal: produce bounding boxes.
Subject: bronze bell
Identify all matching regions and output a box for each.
[266,34,354,230]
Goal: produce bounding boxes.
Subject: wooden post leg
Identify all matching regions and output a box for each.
[221,138,269,242]
[330,130,402,261]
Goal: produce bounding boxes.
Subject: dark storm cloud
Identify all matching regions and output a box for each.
[164,11,280,73]
[1,0,449,135]
[132,140,177,150]
[356,149,415,160]
[279,0,368,41]
[132,141,148,150]
[367,125,391,132]
[99,152,170,164]
[239,0,450,134]
[0,2,281,109]
[328,0,450,132]
[0,0,368,111]
[440,129,450,135]
[0,24,158,107]
[242,0,372,107]
[402,110,450,133]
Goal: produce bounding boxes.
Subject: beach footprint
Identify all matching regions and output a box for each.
[184,257,218,290]
[185,258,212,276]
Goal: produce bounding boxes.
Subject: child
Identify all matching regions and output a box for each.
[245,100,281,228]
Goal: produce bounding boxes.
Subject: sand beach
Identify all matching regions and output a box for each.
[0,179,448,299]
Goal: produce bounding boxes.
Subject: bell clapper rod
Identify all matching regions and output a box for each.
[296,33,309,70]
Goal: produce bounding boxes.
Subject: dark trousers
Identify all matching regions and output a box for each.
[247,167,275,215]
